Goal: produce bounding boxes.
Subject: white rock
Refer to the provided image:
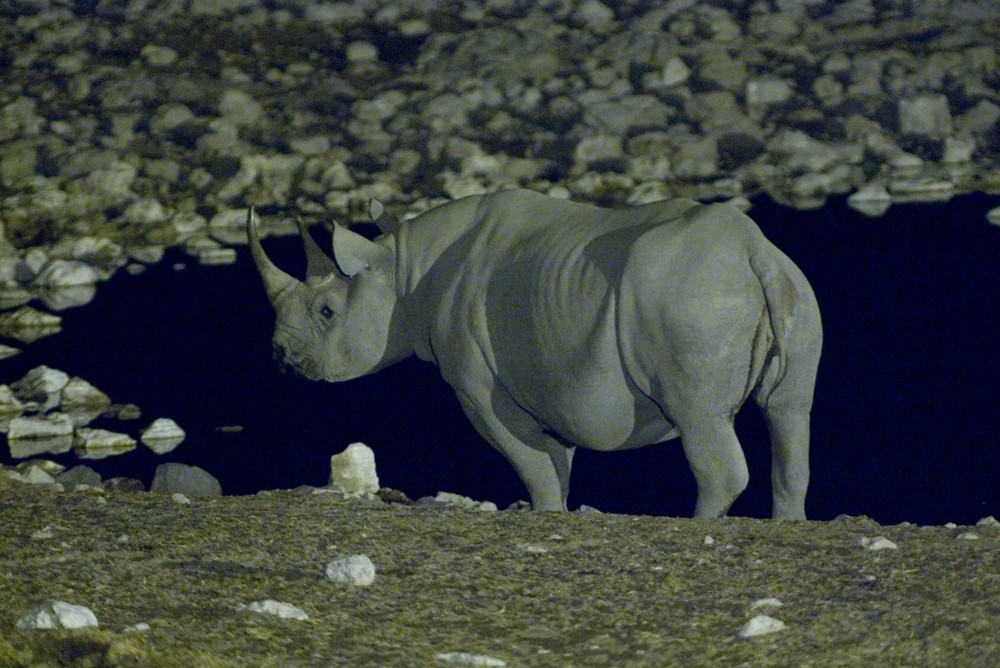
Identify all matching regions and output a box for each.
[739,614,787,638]
[345,41,379,64]
[986,208,1000,227]
[859,536,898,551]
[16,600,98,630]
[141,418,186,454]
[657,56,690,88]
[141,44,178,68]
[573,134,624,171]
[573,0,615,30]
[217,89,263,126]
[955,532,980,540]
[943,137,975,163]
[61,376,111,408]
[976,516,999,527]
[14,459,64,476]
[7,413,74,458]
[329,442,380,495]
[434,652,507,666]
[11,364,69,409]
[74,428,137,459]
[325,554,376,586]
[122,198,170,224]
[703,535,715,546]
[0,383,24,414]
[62,376,112,425]
[125,622,151,632]
[746,76,794,110]
[847,184,892,217]
[7,466,56,485]
[898,93,953,140]
[172,493,191,505]
[197,248,238,266]
[32,525,56,539]
[237,600,309,620]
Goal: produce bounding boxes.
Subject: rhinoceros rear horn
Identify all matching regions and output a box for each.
[295,216,339,279]
[247,206,299,303]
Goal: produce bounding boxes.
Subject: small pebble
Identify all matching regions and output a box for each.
[236,600,309,620]
[859,536,898,550]
[739,614,786,638]
[434,652,506,666]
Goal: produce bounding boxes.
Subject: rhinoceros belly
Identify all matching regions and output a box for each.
[531,376,680,451]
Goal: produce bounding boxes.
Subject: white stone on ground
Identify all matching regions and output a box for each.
[739,614,787,638]
[16,600,98,630]
[325,554,376,586]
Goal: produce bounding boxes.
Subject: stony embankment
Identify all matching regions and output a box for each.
[2,1,1000,338]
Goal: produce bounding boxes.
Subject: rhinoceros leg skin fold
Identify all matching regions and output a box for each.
[676,415,749,519]
[454,386,573,511]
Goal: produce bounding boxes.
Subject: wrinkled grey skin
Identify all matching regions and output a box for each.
[249,189,822,518]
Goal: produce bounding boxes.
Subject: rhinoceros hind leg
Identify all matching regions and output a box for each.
[677,415,749,519]
[760,403,810,520]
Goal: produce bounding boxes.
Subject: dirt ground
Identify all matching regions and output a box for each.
[1,477,998,667]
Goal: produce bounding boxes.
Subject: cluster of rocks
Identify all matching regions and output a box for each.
[4,458,222,496]
[1,364,185,460]
[0,0,997,354]
[3,436,508,509]
[2,0,999,242]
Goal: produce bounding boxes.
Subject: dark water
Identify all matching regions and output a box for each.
[3,194,999,526]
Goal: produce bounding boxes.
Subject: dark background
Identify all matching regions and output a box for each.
[3,194,999,526]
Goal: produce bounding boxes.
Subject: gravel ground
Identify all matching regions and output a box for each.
[2,477,1000,667]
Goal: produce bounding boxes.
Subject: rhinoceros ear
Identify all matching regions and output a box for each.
[331,223,393,277]
[369,199,400,235]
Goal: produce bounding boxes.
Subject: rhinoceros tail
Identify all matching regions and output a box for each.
[748,250,820,409]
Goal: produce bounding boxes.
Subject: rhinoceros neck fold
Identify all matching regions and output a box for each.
[392,195,487,300]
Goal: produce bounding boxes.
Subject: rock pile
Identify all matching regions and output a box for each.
[0,0,996,352]
[1,364,184,462]
[1,1,998,244]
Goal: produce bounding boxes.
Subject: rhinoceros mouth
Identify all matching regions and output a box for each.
[272,344,322,381]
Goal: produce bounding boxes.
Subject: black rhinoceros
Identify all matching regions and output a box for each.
[248,189,822,518]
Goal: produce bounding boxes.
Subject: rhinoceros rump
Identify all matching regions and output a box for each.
[248,189,822,518]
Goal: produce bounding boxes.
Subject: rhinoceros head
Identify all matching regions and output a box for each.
[247,207,401,382]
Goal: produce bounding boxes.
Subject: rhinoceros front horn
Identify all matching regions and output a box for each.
[247,206,298,303]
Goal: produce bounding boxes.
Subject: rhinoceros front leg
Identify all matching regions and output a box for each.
[452,384,574,511]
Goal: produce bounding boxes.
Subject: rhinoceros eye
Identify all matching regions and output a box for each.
[319,304,335,320]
